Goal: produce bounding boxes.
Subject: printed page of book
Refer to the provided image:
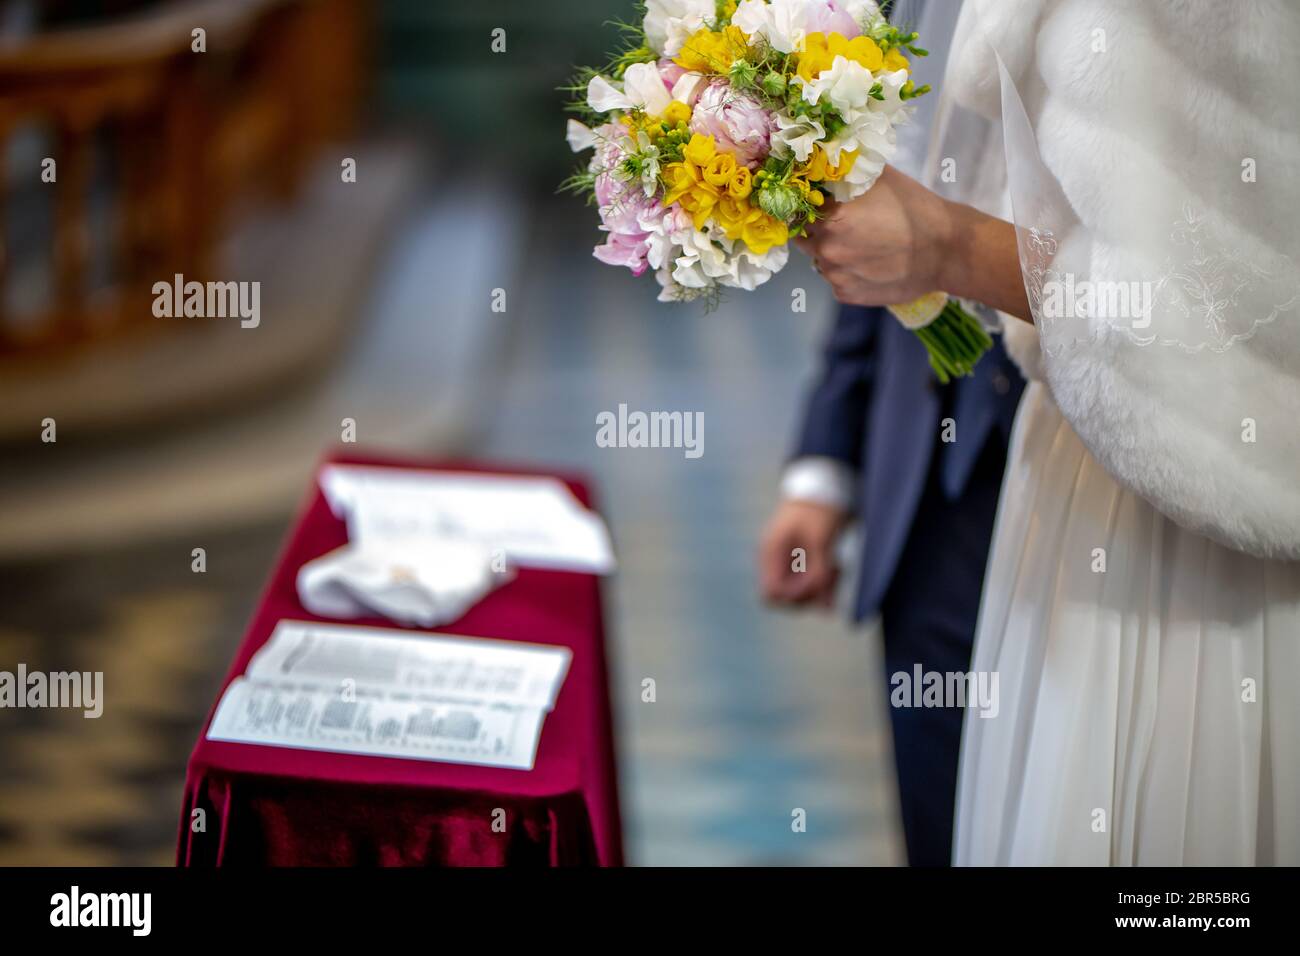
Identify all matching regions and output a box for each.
[207,620,571,770]
[245,620,571,710]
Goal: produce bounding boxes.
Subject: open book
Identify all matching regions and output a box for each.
[208,620,571,770]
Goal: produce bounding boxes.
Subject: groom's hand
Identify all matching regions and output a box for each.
[759,500,850,608]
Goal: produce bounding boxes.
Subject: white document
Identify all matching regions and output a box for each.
[318,465,616,575]
[207,620,571,770]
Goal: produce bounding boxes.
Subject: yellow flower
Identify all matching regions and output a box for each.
[883,48,910,73]
[674,28,716,72]
[661,161,701,206]
[717,196,748,238]
[728,166,753,199]
[799,147,830,182]
[674,25,748,74]
[796,31,885,82]
[678,183,721,230]
[821,149,858,182]
[843,35,886,71]
[795,33,832,81]
[716,194,761,240]
[723,25,749,52]
[682,132,717,167]
[799,146,857,185]
[703,152,738,188]
[661,101,692,127]
[807,189,825,207]
[741,212,790,255]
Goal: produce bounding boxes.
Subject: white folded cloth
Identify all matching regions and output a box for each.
[296,539,506,629]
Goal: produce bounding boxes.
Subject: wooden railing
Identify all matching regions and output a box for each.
[0,0,367,355]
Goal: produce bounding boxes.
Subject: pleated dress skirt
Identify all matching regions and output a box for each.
[954,382,1300,865]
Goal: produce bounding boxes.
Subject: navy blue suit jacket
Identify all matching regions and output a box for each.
[794,305,1025,620]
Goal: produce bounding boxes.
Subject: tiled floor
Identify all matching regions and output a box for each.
[0,525,282,865]
[0,195,903,866]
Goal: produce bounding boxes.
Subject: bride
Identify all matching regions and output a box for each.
[801,0,1300,864]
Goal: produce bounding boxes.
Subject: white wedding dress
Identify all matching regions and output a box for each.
[940,0,1300,865]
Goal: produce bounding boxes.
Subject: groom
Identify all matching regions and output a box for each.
[759,304,1023,865]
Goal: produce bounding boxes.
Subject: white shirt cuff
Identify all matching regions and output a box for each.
[780,457,857,511]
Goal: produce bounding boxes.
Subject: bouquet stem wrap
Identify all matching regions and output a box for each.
[888,292,993,384]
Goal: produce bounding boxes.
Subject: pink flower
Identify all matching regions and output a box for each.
[804,1,862,38]
[688,79,776,167]
[587,123,661,277]
[657,58,686,91]
[593,190,658,275]
[594,231,651,276]
[599,187,659,236]
[590,123,628,207]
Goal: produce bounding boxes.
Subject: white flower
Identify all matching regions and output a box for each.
[722,240,788,291]
[643,0,717,57]
[642,195,788,300]
[671,70,710,106]
[732,0,810,54]
[635,132,661,197]
[823,139,890,201]
[681,222,788,293]
[655,272,687,301]
[800,54,875,115]
[821,105,894,166]
[867,67,911,121]
[769,111,825,162]
[643,207,702,300]
[842,0,883,29]
[672,223,734,287]
[586,62,672,116]
[566,119,597,153]
[586,75,630,112]
[644,206,687,267]
[735,0,885,48]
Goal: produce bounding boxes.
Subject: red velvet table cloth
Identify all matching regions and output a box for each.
[177,452,623,866]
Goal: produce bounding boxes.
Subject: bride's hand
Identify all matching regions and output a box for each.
[795,165,1032,322]
[795,165,956,307]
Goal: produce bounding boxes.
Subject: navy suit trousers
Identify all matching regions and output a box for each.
[876,432,1006,866]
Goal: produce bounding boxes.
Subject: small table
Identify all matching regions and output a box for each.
[177,452,623,866]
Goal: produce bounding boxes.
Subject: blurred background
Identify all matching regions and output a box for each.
[0,0,902,864]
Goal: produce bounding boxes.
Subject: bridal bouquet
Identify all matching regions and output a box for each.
[565,0,992,382]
